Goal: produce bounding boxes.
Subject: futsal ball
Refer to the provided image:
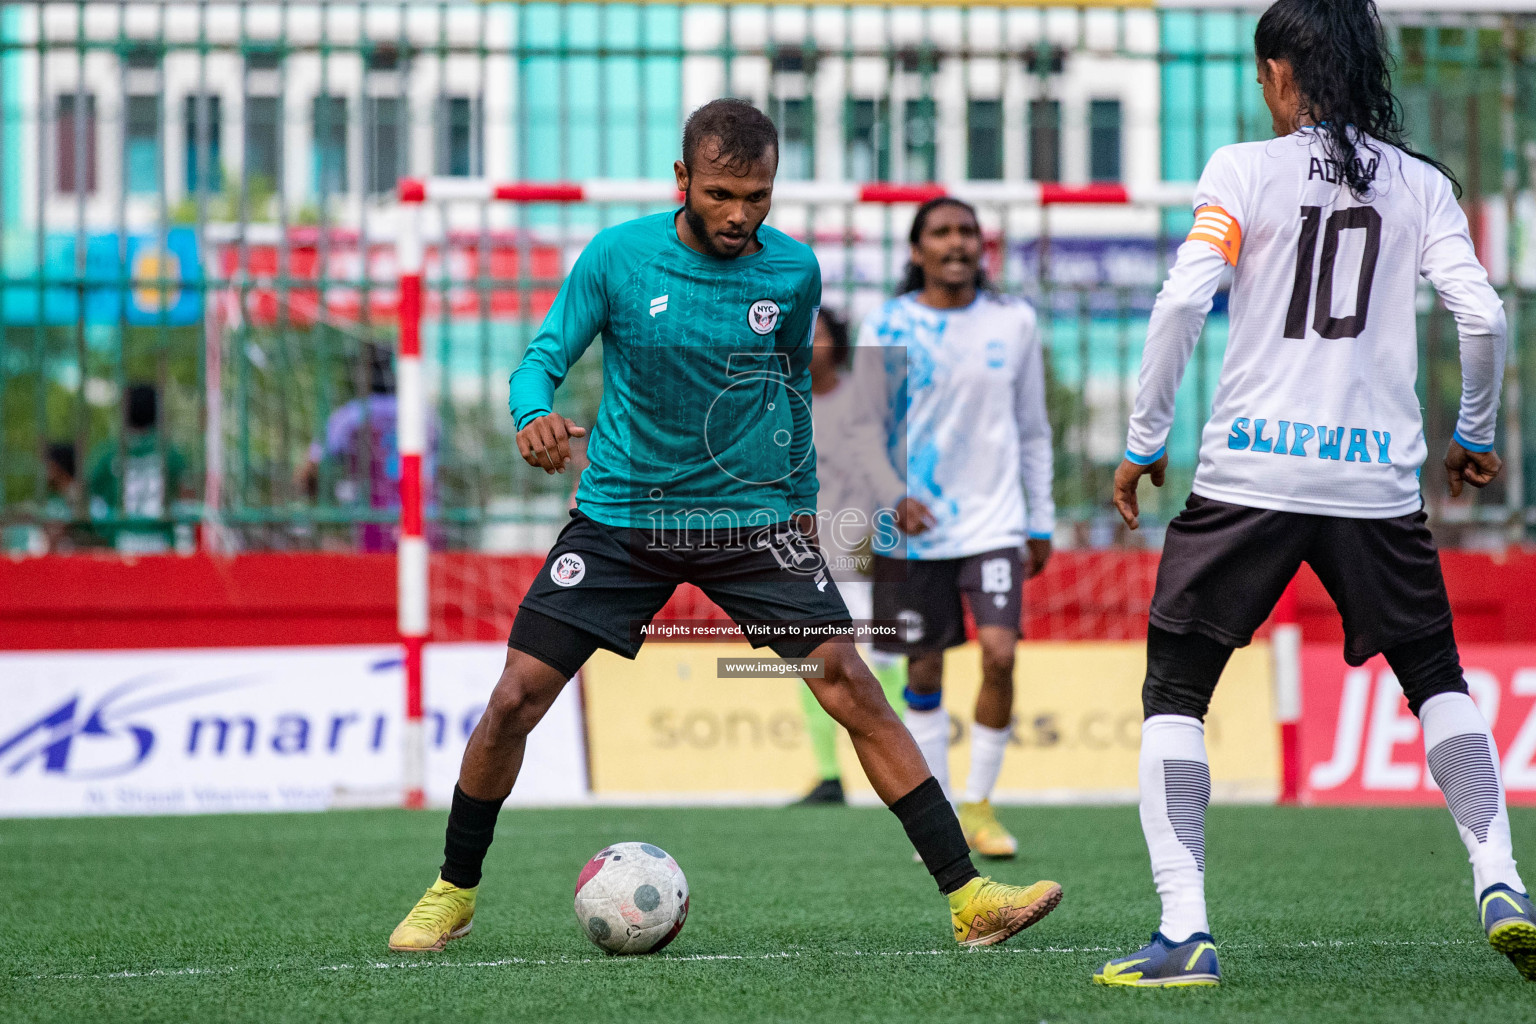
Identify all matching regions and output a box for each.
[573,841,690,955]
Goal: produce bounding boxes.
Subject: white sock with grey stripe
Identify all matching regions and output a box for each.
[1420,692,1524,899]
[1139,714,1211,942]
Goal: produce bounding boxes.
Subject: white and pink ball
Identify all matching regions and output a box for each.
[573,841,689,955]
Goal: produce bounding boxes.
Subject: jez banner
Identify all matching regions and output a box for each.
[1299,644,1536,805]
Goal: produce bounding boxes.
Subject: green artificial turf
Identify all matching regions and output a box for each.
[2,805,1532,1023]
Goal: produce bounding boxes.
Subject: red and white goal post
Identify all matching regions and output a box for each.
[392,175,1304,808]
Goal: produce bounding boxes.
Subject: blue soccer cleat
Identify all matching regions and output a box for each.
[1093,931,1221,987]
[1482,883,1536,981]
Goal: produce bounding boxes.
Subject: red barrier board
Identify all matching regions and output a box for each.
[4,550,1535,651]
[1299,644,1536,805]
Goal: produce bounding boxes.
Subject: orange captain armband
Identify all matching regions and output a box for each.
[1187,205,1242,265]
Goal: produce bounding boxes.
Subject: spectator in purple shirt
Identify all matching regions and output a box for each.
[298,345,435,552]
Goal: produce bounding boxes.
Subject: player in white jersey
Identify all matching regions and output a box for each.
[854,197,1055,858]
[1096,0,1535,987]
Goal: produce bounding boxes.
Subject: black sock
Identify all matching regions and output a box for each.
[890,777,979,895]
[440,784,506,888]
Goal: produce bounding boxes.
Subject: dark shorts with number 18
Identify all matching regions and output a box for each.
[509,509,853,675]
[869,548,1025,655]
[1151,493,1453,666]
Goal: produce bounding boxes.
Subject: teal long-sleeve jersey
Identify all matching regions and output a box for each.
[508,210,823,529]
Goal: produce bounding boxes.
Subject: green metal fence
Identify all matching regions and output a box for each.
[3,2,1535,556]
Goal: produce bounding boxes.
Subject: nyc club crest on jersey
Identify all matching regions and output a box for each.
[550,552,586,587]
[747,299,780,335]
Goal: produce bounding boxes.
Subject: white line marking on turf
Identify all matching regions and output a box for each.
[26,938,1478,982]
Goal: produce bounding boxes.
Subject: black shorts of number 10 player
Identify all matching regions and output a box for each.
[870,548,1026,655]
[508,510,854,679]
[1152,495,1451,667]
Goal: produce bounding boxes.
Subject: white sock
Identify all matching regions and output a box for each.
[904,705,951,800]
[1420,692,1525,899]
[1139,714,1211,942]
[962,722,1011,804]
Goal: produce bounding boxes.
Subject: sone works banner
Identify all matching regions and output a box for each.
[0,645,586,817]
[583,641,1279,802]
[1299,644,1536,805]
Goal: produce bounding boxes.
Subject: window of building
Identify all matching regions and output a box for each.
[903,98,936,182]
[366,96,403,195]
[773,97,814,181]
[435,96,481,178]
[56,93,97,195]
[1090,99,1122,183]
[245,96,281,190]
[967,99,1002,181]
[1028,99,1061,183]
[125,46,160,71]
[365,46,399,73]
[312,95,348,195]
[846,98,889,181]
[125,95,158,195]
[183,94,223,193]
[247,49,283,73]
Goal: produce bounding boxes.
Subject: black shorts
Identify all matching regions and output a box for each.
[869,548,1024,655]
[511,509,852,669]
[1151,494,1453,666]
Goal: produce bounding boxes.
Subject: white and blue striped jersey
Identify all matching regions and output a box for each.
[852,292,1055,560]
[1127,129,1506,518]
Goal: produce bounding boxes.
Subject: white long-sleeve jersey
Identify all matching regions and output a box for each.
[853,292,1054,559]
[1127,129,1506,518]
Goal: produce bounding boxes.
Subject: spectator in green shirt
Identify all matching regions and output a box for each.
[88,384,189,554]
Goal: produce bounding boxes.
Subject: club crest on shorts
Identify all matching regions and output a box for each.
[747,299,780,335]
[897,609,925,644]
[550,552,586,587]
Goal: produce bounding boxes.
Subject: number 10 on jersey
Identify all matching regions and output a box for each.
[1284,205,1383,341]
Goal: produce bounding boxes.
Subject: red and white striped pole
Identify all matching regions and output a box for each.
[397,179,428,810]
[1272,576,1303,804]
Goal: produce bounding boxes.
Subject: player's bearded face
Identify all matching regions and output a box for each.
[912,204,982,290]
[677,140,777,259]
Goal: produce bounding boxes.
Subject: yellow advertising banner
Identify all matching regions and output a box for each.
[583,641,1277,802]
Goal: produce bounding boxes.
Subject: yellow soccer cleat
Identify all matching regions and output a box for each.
[388,875,477,952]
[949,876,1062,947]
[958,800,1019,859]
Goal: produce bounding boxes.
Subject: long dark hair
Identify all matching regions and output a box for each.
[899,197,988,295]
[1254,0,1460,201]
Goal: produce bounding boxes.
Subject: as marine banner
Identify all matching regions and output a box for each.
[0,644,586,816]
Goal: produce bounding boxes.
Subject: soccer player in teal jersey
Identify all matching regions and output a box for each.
[388,99,1062,954]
